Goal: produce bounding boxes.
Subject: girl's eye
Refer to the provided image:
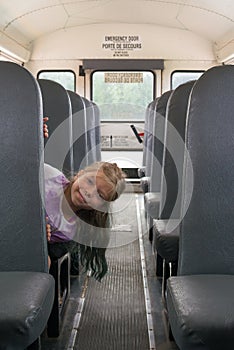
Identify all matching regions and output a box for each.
[98,192,105,200]
[87,177,93,185]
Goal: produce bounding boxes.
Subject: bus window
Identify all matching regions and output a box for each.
[171,70,204,89]
[37,70,75,91]
[91,71,155,121]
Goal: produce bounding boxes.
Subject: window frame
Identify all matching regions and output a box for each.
[91,69,156,122]
[170,70,204,90]
[37,69,76,91]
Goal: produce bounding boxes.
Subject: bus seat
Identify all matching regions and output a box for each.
[38,79,73,177]
[47,252,71,338]
[38,79,72,337]
[0,61,54,349]
[152,80,195,287]
[67,90,88,172]
[166,65,234,350]
[144,90,172,245]
[92,101,102,162]
[140,99,158,193]
[82,97,98,165]
[138,100,156,179]
[138,165,146,178]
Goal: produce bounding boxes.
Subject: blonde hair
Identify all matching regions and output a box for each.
[68,161,126,280]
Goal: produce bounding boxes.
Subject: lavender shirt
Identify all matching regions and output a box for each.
[44,163,77,243]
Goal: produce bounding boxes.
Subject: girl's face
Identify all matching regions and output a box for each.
[70,170,113,211]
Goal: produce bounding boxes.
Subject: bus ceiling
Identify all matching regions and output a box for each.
[0,1,233,64]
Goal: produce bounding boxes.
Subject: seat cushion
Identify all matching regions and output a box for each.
[153,219,180,262]
[0,271,54,349]
[144,192,161,219]
[140,176,149,193]
[167,275,234,350]
[138,166,145,178]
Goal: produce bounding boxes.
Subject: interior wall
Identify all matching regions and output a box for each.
[25,59,85,96]
[30,23,215,61]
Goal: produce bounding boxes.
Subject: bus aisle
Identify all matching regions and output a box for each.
[41,192,178,350]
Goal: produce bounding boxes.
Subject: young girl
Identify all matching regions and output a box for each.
[44,160,126,281]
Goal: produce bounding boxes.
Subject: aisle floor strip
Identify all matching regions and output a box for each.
[66,272,90,349]
[67,193,155,350]
[135,194,157,350]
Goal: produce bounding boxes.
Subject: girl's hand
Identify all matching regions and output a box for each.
[45,217,51,241]
[48,256,51,269]
[43,117,49,138]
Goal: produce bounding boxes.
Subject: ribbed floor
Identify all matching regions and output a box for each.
[74,198,149,349]
[41,193,179,350]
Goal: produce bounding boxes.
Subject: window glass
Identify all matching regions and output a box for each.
[92,71,154,121]
[171,71,204,89]
[38,70,75,91]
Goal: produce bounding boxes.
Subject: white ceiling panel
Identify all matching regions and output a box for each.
[0,0,233,48]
